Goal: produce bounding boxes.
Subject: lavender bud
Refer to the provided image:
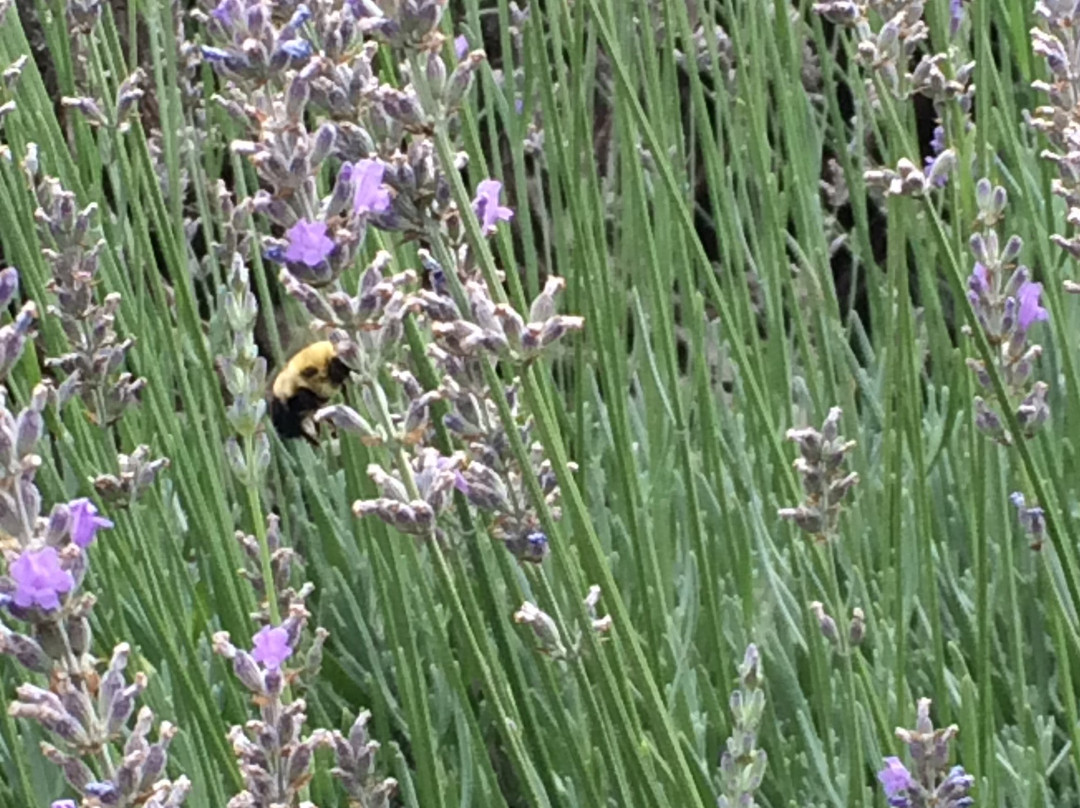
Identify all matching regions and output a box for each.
[810,601,838,644]
[849,607,866,645]
[233,650,265,693]
[0,267,19,310]
[40,743,95,790]
[315,405,380,443]
[0,627,51,672]
[106,675,146,735]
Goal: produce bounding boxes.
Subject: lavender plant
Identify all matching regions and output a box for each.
[213,243,395,807]
[777,407,859,541]
[0,270,187,807]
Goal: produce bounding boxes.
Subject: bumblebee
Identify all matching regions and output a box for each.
[269,341,351,444]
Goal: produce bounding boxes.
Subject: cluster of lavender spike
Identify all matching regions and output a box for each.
[964,179,1050,445]
[199,0,584,564]
[1029,0,1080,264]
[0,137,178,802]
[213,218,396,805]
[0,246,179,805]
[199,0,487,287]
[813,0,966,195]
[304,248,583,563]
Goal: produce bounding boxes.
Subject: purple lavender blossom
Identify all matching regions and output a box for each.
[68,498,113,548]
[930,125,946,156]
[9,547,74,611]
[878,757,915,799]
[1017,280,1049,332]
[283,220,335,267]
[0,267,19,310]
[209,0,234,24]
[51,801,78,808]
[251,625,292,670]
[472,179,514,234]
[353,159,391,215]
[950,0,965,37]
[454,35,469,60]
[968,262,987,295]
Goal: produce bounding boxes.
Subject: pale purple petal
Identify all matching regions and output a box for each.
[251,625,292,670]
[283,220,335,267]
[472,179,514,235]
[353,159,391,215]
[1017,280,1049,332]
[68,498,113,548]
[10,547,74,611]
[877,757,914,797]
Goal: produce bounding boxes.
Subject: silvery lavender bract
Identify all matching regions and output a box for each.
[61,67,146,132]
[777,407,859,541]
[1029,0,1080,263]
[1009,491,1046,550]
[28,168,146,427]
[877,698,974,808]
[716,644,767,808]
[964,179,1050,444]
[0,53,28,132]
[418,273,584,364]
[234,513,307,624]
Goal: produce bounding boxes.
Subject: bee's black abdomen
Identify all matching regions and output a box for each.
[328,356,350,386]
[269,396,305,439]
[270,388,327,440]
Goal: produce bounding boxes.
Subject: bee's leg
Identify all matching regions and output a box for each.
[300,418,321,446]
